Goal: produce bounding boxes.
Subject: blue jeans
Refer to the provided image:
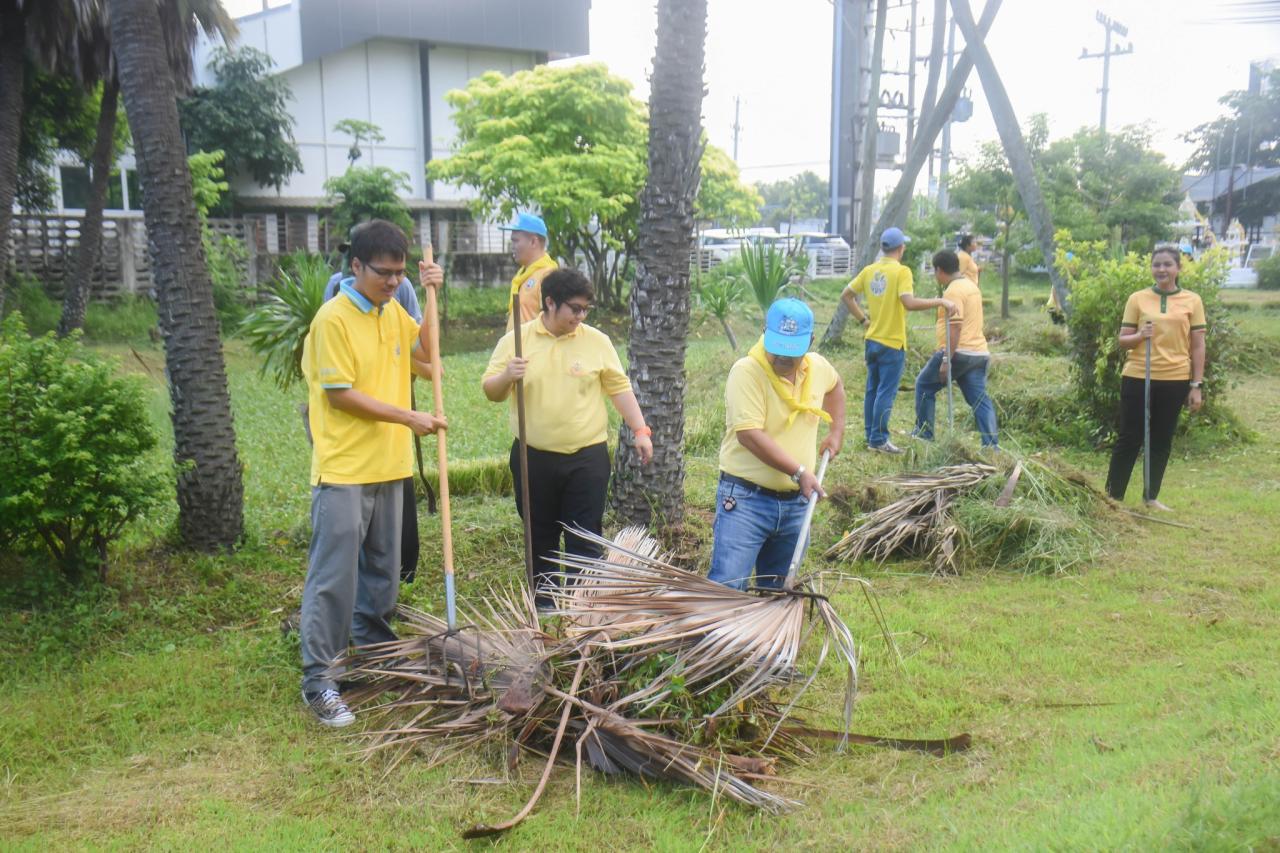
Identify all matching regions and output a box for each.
[708,476,810,591]
[864,339,907,446]
[913,350,999,446]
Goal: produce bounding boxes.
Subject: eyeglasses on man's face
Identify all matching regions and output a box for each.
[362,261,406,281]
[563,301,592,317]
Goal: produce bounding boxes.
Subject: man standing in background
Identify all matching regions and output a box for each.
[500,212,558,328]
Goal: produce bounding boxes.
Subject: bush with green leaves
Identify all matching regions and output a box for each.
[1056,233,1238,442]
[1256,253,1280,291]
[323,166,414,240]
[239,251,333,389]
[740,241,802,319]
[0,314,167,581]
[693,258,745,350]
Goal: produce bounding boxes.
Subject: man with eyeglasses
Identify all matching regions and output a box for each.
[299,219,446,728]
[482,268,653,610]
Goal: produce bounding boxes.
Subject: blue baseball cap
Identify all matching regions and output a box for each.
[881,227,911,249]
[763,298,814,357]
[498,211,548,238]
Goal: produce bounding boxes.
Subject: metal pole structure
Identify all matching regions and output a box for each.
[732,95,742,162]
[1142,334,1152,503]
[1100,23,1111,132]
[937,17,956,211]
[857,0,889,253]
[944,313,954,431]
[1223,124,1239,229]
[829,1,845,233]
[907,0,918,153]
[783,449,831,589]
[1210,132,1222,236]
[1080,11,1133,137]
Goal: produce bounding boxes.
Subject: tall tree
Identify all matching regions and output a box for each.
[948,0,1068,317]
[756,171,828,229]
[612,0,707,527]
[822,0,1000,347]
[106,0,244,550]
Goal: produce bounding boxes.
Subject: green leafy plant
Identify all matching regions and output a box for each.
[740,240,801,319]
[239,251,332,389]
[1255,253,1280,291]
[323,166,413,240]
[0,313,167,581]
[333,118,385,165]
[693,262,745,350]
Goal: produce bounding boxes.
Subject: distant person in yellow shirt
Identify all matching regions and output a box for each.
[483,269,653,608]
[957,234,982,286]
[299,219,446,728]
[499,211,558,328]
[841,227,955,454]
[912,249,999,447]
[708,298,845,590]
[1106,245,1206,511]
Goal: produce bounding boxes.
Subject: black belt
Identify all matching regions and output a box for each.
[718,472,803,501]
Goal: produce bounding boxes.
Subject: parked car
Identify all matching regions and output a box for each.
[691,227,784,272]
[785,232,852,278]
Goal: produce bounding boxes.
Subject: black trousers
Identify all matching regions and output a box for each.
[400,477,419,583]
[1106,376,1190,501]
[509,440,611,605]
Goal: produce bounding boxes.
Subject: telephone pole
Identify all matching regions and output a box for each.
[1080,11,1133,134]
[732,95,742,161]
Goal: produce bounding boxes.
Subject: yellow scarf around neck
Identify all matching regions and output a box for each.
[509,253,558,299]
[747,337,832,427]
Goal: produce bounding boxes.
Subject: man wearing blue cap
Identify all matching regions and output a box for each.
[842,227,955,454]
[498,211,557,328]
[707,298,846,590]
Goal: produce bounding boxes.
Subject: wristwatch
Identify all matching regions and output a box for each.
[1189,381,1202,389]
[790,465,805,484]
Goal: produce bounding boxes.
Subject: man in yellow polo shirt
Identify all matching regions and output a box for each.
[483,268,653,609]
[499,211,558,328]
[841,227,955,454]
[708,298,845,591]
[957,234,982,286]
[912,249,999,447]
[298,219,446,728]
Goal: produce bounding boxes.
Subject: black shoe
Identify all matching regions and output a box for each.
[302,688,355,728]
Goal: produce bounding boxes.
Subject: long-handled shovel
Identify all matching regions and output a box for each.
[421,244,457,630]
[511,294,537,614]
[1143,329,1152,503]
[784,449,832,589]
[944,316,955,432]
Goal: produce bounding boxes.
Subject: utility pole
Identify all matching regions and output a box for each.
[937,17,956,211]
[731,95,742,162]
[1080,10,1133,134]
[906,0,918,153]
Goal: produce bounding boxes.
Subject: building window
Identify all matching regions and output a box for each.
[107,170,125,210]
[60,166,91,210]
[126,169,141,210]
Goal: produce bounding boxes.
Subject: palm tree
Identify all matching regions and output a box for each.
[949,0,1069,317]
[612,0,707,527]
[105,0,244,550]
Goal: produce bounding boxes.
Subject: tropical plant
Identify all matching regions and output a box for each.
[740,240,801,319]
[178,45,301,194]
[105,0,244,551]
[239,251,332,389]
[333,118,384,166]
[323,165,413,240]
[0,313,167,581]
[693,264,744,350]
[611,0,707,526]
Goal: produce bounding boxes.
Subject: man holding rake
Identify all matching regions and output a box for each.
[708,298,846,591]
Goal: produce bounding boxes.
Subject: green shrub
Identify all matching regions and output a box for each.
[0,313,167,581]
[206,230,252,332]
[1057,233,1237,443]
[239,250,332,389]
[83,295,158,343]
[1255,253,1280,291]
[323,165,414,239]
[4,276,59,334]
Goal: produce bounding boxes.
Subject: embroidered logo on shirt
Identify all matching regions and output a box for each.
[870,271,888,296]
[569,360,587,376]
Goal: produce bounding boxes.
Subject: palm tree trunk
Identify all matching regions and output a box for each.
[822,0,1001,347]
[0,1,26,313]
[59,78,119,337]
[949,0,1069,318]
[718,316,738,352]
[106,0,244,550]
[856,0,889,252]
[612,0,707,527]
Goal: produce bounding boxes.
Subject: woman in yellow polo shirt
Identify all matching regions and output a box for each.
[1105,245,1206,511]
[483,269,653,608]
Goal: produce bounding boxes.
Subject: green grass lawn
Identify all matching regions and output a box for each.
[2,276,1279,850]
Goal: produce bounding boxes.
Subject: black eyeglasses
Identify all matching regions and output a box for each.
[564,302,592,317]
[363,262,406,280]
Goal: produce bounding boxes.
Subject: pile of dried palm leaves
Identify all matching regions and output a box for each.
[824,442,1112,576]
[336,527,968,838]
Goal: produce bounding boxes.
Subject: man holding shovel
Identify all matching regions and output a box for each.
[482,269,653,610]
[911,249,999,448]
[299,219,446,727]
[708,298,846,591]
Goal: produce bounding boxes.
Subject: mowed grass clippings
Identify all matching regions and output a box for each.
[1,279,1278,849]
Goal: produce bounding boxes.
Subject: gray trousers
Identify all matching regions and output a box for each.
[301,481,403,695]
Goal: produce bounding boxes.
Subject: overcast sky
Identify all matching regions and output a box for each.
[221,0,1279,192]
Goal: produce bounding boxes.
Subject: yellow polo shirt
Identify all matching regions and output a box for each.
[507,254,558,329]
[303,284,419,485]
[958,250,981,285]
[844,257,914,350]
[484,318,632,453]
[719,353,839,493]
[1120,286,1206,381]
[935,276,988,354]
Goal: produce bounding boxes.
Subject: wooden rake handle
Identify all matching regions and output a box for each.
[421,244,456,630]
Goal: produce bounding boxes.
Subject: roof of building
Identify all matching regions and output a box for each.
[1182,167,1280,202]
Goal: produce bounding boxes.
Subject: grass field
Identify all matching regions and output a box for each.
[2,274,1279,850]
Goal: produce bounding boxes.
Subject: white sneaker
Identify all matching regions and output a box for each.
[869,441,904,455]
[303,688,355,728]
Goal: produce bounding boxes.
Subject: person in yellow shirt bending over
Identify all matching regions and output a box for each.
[499,211,558,328]
[912,249,999,447]
[841,227,955,454]
[708,298,846,591]
[483,269,653,609]
[1106,245,1206,512]
[957,234,982,286]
